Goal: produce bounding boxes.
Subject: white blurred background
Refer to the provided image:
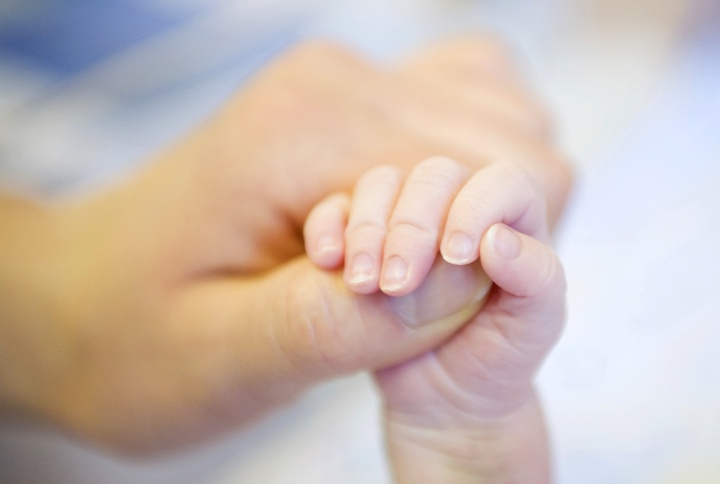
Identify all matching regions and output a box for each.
[1,0,719,482]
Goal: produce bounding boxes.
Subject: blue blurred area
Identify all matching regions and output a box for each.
[0,1,306,194]
[0,1,190,76]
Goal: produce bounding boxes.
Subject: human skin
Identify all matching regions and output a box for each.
[0,36,572,455]
[304,159,564,482]
[377,222,564,483]
[304,158,549,296]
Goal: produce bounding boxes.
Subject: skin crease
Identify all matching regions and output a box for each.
[0,36,572,460]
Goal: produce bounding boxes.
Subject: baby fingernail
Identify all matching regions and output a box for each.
[349,252,375,285]
[444,231,474,264]
[381,256,408,292]
[489,224,522,260]
[315,234,337,255]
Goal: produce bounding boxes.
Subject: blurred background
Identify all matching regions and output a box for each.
[1,0,718,482]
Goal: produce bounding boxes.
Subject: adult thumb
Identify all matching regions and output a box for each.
[230,255,492,386]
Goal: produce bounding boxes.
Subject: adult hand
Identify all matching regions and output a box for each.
[0,36,571,454]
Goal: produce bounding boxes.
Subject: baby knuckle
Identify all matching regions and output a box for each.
[534,249,566,298]
[388,219,436,242]
[345,220,387,240]
[490,160,536,195]
[411,157,467,189]
[360,164,402,187]
[416,155,463,172]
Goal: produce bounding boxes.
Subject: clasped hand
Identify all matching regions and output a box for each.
[0,36,570,470]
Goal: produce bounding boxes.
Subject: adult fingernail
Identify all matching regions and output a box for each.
[488,224,522,260]
[348,252,375,285]
[381,256,408,293]
[444,231,474,264]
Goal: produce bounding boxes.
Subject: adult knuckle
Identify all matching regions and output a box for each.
[284,272,369,375]
[234,67,325,134]
[280,270,341,376]
[458,33,517,70]
[285,39,364,68]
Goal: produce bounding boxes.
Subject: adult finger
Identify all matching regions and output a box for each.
[400,35,553,138]
[176,255,492,413]
[401,35,525,84]
[394,36,572,222]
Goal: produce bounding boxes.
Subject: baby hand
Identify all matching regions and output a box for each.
[304,158,565,482]
[304,157,549,297]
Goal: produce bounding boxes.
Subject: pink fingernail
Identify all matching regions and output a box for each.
[444,231,474,264]
[381,256,408,293]
[315,234,337,255]
[349,252,375,285]
[489,224,522,260]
